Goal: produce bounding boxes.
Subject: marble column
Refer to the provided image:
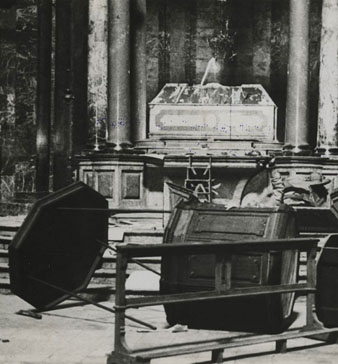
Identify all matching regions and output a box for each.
[131,0,147,142]
[317,0,338,155]
[284,0,310,154]
[53,0,73,190]
[87,0,108,151]
[36,0,52,192]
[107,0,131,150]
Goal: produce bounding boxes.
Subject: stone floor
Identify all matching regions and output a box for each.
[1,294,338,364]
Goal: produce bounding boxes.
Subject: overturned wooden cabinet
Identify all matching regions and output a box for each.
[161,200,299,333]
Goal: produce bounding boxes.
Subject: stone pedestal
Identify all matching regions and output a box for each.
[77,154,338,224]
[284,0,310,154]
[317,0,338,155]
[76,154,163,210]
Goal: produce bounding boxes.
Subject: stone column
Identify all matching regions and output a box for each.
[36,0,52,193]
[107,0,131,150]
[317,0,338,155]
[87,0,108,151]
[284,0,310,154]
[53,0,73,190]
[131,0,147,142]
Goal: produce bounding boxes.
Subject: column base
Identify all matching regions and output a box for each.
[282,144,312,156]
[105,142,133,152]
[104,143,147,155]
[315,146,338,156]
[81,144,145,155]
[84,142,106,152]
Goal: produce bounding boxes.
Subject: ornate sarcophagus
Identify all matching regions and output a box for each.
[149,83,277,142]
[160,200,298,334]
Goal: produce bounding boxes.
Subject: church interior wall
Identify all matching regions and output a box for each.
[0,0,328,209]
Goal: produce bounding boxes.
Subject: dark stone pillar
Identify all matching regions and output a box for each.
[70,0,89,154]
[284,0,310,154]
[317,0,338,155]
[107,0,131,150]
[131,0,147,142]
[53,0,73,190]
[36,0,52,193]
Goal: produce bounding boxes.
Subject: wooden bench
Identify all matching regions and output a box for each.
[107,238,338,364]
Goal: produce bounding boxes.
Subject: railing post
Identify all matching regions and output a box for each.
[275,339,287,353]
[306,246,321,329]
[211,349,224,363]
[113,251,130,354]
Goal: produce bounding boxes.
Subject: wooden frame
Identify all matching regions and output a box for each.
[107,238,338,364]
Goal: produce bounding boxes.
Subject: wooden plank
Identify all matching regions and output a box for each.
[118,238,319,257]
[124,283,312,309]
[194,213,267,235]
[135,326,338,360]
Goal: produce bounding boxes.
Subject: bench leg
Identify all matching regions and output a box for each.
[275,339,287,353]
[211,349,224,363]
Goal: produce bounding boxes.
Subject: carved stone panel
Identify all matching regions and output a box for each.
[97,172,114,198]
[122,171,141,200]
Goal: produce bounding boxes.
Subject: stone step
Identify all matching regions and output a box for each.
[0,277,10,294]
[109,227,164,245]
[0,228,18,237]
[0,257,161,292]
[0,261,9,272]
[0,216,24,230]
[101,256,160,270]
[0,252,161,271]
[0,249,8,263]
[0,214,164,295]
[0,201,31,216]
[0,263,114,283]
[0,235,12,250]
